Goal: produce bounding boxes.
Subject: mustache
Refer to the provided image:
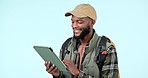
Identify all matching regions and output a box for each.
[74,24,90,40]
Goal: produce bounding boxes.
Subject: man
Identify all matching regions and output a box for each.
[45,4,119,78]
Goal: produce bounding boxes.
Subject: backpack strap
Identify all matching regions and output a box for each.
[61,37,72,60]
[96,36,120,78]
[96,36,108,73]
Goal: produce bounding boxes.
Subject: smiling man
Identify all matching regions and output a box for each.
[45,4,119,78]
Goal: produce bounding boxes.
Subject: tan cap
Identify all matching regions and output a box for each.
[65,4,97,21]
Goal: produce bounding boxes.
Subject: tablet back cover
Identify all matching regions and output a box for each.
[33,46,68,72]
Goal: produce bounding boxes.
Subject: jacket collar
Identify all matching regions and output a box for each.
[68,29,100,54]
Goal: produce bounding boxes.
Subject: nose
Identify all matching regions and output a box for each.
[72,22,78,28]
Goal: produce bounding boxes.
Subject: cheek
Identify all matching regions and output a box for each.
[77,23,84,27]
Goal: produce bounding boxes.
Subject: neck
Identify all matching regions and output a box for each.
[79,29,94,46]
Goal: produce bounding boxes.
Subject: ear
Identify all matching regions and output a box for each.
[89,20,95,28]
[91,20,95,26]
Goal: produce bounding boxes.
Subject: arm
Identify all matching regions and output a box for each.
[101,45,119,78]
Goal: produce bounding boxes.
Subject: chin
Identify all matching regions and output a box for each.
[73,35,80,39]
[75,34,80,37]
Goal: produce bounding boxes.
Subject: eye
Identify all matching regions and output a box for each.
[77,20,84,24]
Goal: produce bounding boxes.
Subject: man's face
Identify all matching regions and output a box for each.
[71,16,92,39]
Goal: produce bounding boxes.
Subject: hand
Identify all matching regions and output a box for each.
[44,61,60,77]
[63,60,79,76]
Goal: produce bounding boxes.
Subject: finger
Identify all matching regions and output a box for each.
[64,60,72,62]
[45,61,50,66]
[63,60,68,64]
[49,62,53,67]
[63,60,69,66]
[46,62,54,71]
[46,62,51,71]
[63,60,68,63]
[63,60,72,65]
[47,64,55,73]
[50,67,58,74]
[44,61,48,66]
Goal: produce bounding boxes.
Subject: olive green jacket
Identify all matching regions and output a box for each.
[56,31,119,78]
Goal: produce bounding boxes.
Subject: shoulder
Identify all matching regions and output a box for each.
[104,36,116,53]
[99,36,116,52]
[105,36,116,48]
[61,37,72,48]
[63,37,72,44]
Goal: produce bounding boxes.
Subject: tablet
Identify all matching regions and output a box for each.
[33,46,68,72]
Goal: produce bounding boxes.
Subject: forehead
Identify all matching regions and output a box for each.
[71,15,90,21]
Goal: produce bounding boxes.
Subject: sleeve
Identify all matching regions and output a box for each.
[52,38,72,78]
[101,44,119,78]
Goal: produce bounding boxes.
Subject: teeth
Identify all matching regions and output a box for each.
[75,30,79,32]
[74,29,81,33]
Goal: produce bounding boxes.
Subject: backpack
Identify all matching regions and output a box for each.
[60,36,120,78]
[61,36,108,69]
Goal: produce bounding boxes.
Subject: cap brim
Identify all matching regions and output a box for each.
[65,11,87,18]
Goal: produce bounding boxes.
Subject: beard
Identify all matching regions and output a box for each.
[73,24,90,40]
